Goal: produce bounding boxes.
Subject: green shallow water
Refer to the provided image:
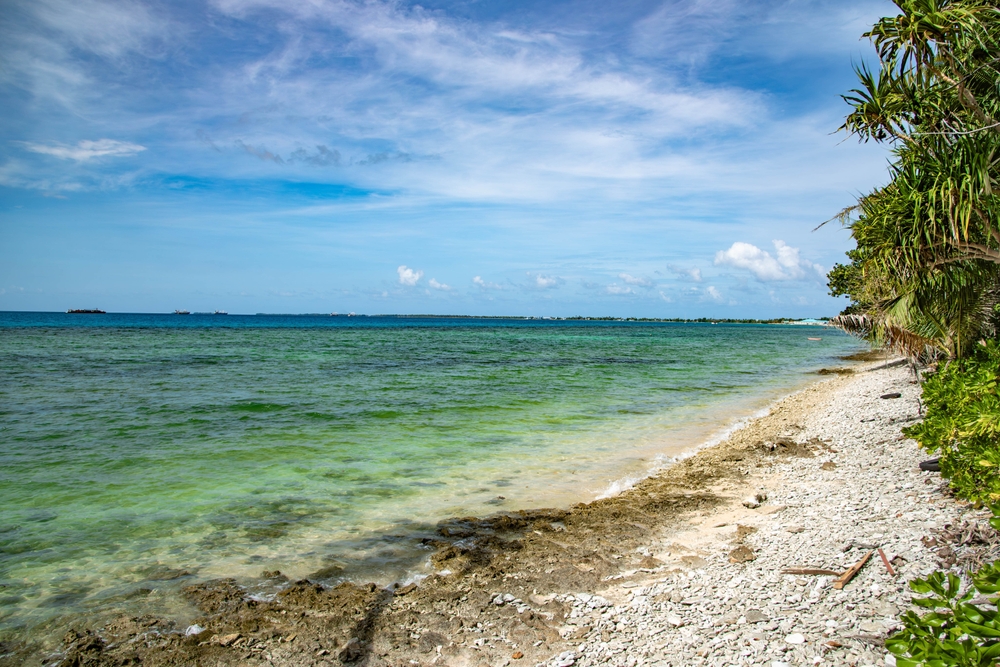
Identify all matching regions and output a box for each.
[0,314,863,637]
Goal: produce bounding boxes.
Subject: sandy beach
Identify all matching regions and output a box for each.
[13,358,994,667]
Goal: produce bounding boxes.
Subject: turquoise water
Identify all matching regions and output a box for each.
[0,313,862,636]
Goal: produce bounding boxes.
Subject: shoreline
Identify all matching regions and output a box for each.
[0,349,862,637]
[9,353,982,667]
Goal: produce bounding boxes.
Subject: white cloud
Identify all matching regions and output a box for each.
[428,278,451,290]
[473,276,503,290]
[20,139,146,161]
[606,283,634,295]
[705,286,723,302]
[533,274,560,289]
[659,290,673,303]
[619,272,652,288]
[714,240,824,282]
[397,265,423,286]
[668,265,702,282]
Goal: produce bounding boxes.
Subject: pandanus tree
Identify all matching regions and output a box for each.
[830,0,1000,359]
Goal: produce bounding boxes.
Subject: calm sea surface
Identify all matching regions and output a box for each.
[0,313,863,636]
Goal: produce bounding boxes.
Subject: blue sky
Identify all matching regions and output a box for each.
[0,0,895,317]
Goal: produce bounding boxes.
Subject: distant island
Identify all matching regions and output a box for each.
[333,314,832,324]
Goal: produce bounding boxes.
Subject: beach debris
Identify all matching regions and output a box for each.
[877,548,897,576]
[743,491,767,508]
[786,525,805,533]
[880,392,902,399]
[666,615,684,627]
[512,651,524,659]
[833,550,873,589]
[184,624,205,636]
[785,633,806,644]
[746,610,769,623]
[821,461,837,470]
[728,545,755,563]
[781,568,841,576]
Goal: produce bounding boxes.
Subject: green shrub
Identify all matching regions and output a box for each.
[903,341,1000,504]
[886,511,1000,667]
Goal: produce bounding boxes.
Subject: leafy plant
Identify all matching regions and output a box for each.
[829,0,1000,360]
[886,507,1000,667]
[903,340,1000,503]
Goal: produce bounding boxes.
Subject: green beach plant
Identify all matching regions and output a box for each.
[902,340,1000,503]
[885,507,1000,667]
[830,0,1000,360]
[831,8,1000,666]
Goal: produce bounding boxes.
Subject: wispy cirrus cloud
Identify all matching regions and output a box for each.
[19,139,146,161]
[0,0,892,317]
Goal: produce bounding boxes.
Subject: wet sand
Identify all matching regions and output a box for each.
[8,353,956,667]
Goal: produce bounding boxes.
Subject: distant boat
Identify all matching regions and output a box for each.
[174,310,191,315]
[213,310,228,315]
[66,309,105,314]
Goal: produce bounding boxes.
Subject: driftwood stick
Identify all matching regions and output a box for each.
[781,568,843,576]
[878,548,897,577]
[833,551,873,589]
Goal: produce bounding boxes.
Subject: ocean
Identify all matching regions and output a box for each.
[0,313,863,638]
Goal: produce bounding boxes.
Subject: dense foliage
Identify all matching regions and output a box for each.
[832,6,1000,664]
[904,341,1000,502]
[903,341,1000,502]
[886,509,1000,666]
[830,0,1000,360]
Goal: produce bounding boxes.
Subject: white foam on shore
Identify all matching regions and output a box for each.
[594,402,777,500]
